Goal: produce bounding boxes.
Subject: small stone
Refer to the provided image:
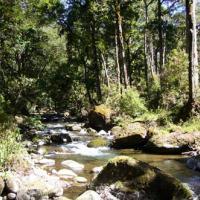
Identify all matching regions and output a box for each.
[57,169,77,178]
[56,197,72,200]
[37,148,46,155]
[98,130,107,136]
[61,160,84,172]
[79,129,87,135]
[92,166,103,174]
[76,190,101,200]
[75,177,87,183]
[7,193,16,200]
[37,159,55,166]
[52,169,58,175]
[87,128,97,136]
[71,125,82,131]
[38,141,45,146]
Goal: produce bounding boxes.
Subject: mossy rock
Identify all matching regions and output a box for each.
[87,138,109,148]
[88,104,112,131]
[90,156,193,200]
[110,123,148,149]
[143,131,200,154]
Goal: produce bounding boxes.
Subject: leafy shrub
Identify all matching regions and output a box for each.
[119,88,147,118]
[24,116,44,130]
[162,49,188,109]
[180,117,200,132]
[0,125,23,170]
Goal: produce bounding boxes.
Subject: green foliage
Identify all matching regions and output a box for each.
[0,125,23,170]
[24,116,44,130]
[162,49,188,109]
[0,95,10,123]
[119,88,147,118]
[180,117,200,132]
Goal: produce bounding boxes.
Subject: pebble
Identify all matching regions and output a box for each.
[75,176,87,183]
[61,160,84,172]
[36,159,55,166]
[7,193,16,200]
[57,169,77,178]
[92,166,103,174]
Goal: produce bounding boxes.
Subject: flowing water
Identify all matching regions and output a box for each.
[36,121,200,199]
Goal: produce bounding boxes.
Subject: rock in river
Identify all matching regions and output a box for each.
[61,160,84,172]
[57,169,77,178]
[50,133,72,144]
[90,156,193,200]
[88,104,112,131]
[76,190,101,200]
[75,176,87,183]
[143,131,200,154]
[110,123,148,149]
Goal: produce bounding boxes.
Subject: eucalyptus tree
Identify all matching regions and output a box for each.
[185,0,199,104]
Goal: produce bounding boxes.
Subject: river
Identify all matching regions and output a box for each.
[35,121,200,199]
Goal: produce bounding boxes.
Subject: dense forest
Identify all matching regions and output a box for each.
[0,0,200,199]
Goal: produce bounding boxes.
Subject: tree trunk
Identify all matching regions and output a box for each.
[101,53,110,88]
[115,0,128,88]
[186,0,199,103]
[157,0,164,80]
[144,0,149,94]
[91,19,102,101]
[115,28,121,91]
[126,37,132,86]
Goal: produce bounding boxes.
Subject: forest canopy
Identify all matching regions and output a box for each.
[0,0,199,119]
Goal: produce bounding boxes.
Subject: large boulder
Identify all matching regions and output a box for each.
[0,177,5,195]
[143,131,200,154]
[110,123,148,149]
[88,105,112,131]
[90,156,193,200]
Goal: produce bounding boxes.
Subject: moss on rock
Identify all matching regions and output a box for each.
[110,123,148,149]
[88,104,112,131]
[90,156,193,200]
[87,138,109,148]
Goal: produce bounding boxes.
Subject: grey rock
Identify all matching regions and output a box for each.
[6,178,20,193]
[76,190,101,200]
[7,193,16,200]
[0,177,5,195]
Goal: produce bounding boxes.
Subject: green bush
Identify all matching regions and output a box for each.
[162,49,188,109]
[24,116,44,130]
[119,88,147,118]
[0,126,23,170]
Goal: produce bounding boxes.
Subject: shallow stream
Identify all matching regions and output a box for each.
[36,122,200,199]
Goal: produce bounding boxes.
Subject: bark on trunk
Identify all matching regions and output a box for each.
[101,53,110,88]
[115,0,128,88]
[115,28,121,91]
[186,0,199,103]
[158,0,164,79]
[91,19,102,101]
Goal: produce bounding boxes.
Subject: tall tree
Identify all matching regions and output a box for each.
[186,0,199,103]
[115,0,128,89]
